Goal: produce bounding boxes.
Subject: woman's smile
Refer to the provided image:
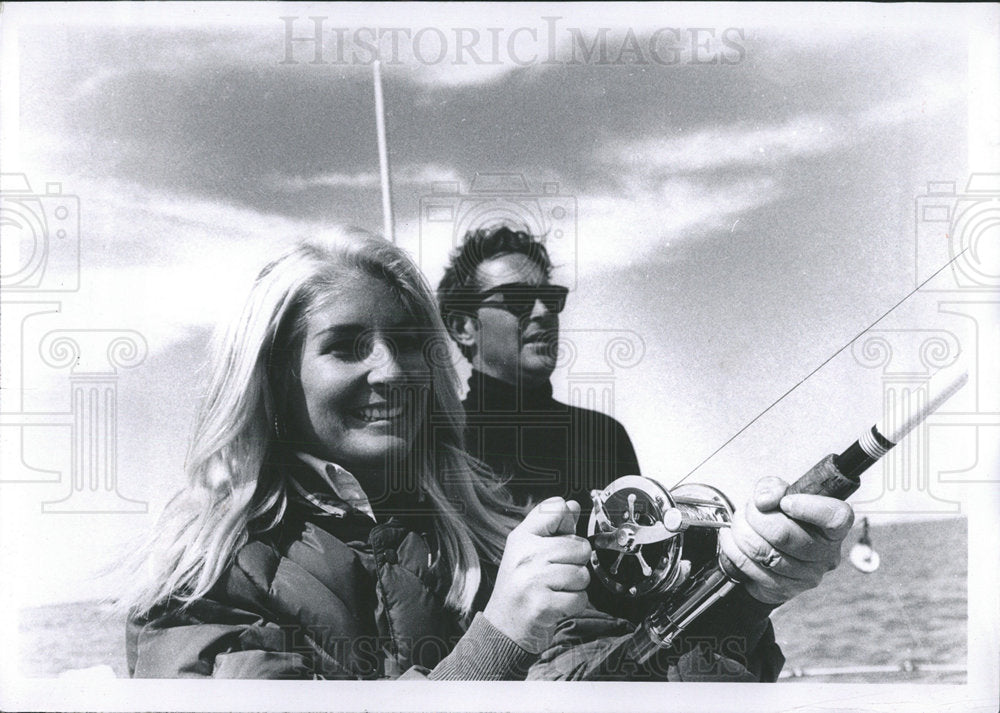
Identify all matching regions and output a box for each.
[351,402,406,423]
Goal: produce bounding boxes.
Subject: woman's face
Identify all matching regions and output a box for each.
[287,272,432,480]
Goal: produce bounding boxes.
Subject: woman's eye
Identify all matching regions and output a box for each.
[321,331,423,360]
[325,337,368,359]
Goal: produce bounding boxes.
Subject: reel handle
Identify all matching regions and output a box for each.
[718,454,858,580]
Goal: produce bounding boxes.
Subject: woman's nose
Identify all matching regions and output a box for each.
[365,335,429,386]
[365,338,404,383]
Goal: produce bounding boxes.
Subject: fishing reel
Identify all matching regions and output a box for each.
[588,475,740,651]
[588,475,734,597]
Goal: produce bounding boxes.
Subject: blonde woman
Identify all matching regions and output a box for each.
[124,233,592,679]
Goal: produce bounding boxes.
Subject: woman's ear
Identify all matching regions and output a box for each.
[446,313,478,349]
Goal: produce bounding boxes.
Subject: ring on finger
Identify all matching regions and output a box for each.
[758,548,781,569]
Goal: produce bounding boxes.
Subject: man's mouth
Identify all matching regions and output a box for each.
[522,330,555,345]
[352,404,405,422]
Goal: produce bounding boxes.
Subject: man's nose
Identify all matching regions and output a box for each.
[528,298,552,321]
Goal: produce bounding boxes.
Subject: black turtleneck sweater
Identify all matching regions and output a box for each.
[462,370,641,510]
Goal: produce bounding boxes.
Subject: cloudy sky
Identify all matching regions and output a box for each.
[1,3,998,610]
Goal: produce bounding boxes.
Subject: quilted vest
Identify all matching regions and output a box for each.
[127,495,486,679]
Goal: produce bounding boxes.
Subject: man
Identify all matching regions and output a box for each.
[437,225,853,680]
[437,225,640,510]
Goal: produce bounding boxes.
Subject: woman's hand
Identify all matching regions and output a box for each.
[719,477,855,605]
[483,497,592,653]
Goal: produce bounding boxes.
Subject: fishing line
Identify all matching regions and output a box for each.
[673,247,970,488]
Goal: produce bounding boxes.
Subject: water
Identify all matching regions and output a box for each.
[18,599,128,678]
[770,517,966,683]
[17,518,966,682]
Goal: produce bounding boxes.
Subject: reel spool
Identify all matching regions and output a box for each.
[588,476,735,599]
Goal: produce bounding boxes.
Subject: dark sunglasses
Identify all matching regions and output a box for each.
[471,283,569,318]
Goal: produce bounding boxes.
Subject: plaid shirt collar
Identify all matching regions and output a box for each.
[291,451,377,523]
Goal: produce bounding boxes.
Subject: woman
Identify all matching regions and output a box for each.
[123,232,592,679]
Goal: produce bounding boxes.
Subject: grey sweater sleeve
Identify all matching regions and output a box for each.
[395,613,538,681]
[427,612,538,680]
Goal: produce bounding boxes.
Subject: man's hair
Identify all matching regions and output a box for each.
[437,226,554,361]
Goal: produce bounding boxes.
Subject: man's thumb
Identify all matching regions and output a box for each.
[754,476,789,512]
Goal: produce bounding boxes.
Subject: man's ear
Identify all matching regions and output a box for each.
[446,313,478,348]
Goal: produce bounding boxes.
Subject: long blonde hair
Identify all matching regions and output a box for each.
[124,232,519,616]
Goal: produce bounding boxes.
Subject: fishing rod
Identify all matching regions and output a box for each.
[587,248,972,666]
[588,366,967,664]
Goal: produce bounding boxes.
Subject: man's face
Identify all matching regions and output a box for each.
[469,253,560,386]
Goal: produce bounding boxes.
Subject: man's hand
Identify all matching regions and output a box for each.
[719,476,855,605]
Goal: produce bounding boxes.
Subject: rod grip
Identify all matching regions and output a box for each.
[785,453,860,501]
[718,454,858,580]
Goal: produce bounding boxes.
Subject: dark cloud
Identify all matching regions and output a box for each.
[21,25,966,224]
